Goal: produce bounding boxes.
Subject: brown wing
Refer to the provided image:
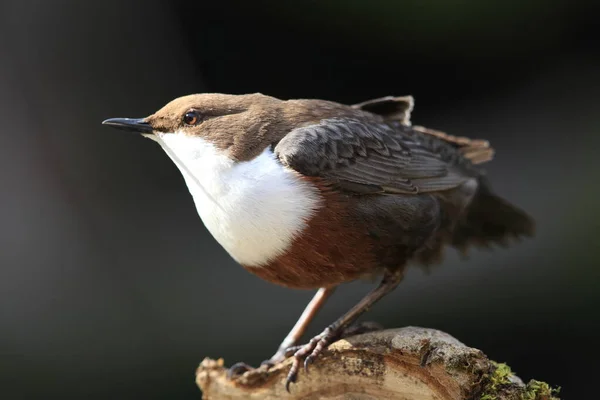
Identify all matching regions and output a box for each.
[274,118,481,195]
[352,96,494,165]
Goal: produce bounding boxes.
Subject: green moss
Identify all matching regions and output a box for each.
[490,363,513,389]
[480,362,513,400]
[480,395,497,400]
[521,379,560,400]
[479,362,560,400]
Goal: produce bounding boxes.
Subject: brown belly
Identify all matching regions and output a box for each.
[244,229,379,289]
[242,180,380,289]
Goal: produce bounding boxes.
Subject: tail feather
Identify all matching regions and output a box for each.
[451,181,535,254]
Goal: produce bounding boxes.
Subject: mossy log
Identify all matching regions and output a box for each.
[196,327,559,400]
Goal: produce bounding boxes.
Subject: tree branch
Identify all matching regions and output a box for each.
[196,327,559,399]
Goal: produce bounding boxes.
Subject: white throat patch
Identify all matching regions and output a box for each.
[149,132,321,267]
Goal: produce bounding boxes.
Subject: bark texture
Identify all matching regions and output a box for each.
[196,327,559,400]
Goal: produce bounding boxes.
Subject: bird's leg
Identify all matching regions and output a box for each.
[227,286,336,378]
[265,286,337,366]
[285,269,404,391]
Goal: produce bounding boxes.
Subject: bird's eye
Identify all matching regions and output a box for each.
[183,111,201,126]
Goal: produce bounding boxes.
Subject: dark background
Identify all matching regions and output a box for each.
[1,0,599,398]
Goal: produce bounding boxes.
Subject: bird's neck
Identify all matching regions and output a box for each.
[150,132,322,267]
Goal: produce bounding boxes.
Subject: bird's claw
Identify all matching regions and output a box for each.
[285,327,336,392]
[228,354,288,380]
[226,362,254,379]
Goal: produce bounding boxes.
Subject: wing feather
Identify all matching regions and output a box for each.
[274,118,480,195]
[351,95,494,165]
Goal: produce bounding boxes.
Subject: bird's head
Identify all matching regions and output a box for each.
[103,93,286,162]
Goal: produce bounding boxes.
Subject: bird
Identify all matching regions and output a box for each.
[102,93,534,390]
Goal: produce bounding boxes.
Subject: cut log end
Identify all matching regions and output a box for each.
[196,327,560,400]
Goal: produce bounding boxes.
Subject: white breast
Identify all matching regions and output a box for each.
[149,132,321,267]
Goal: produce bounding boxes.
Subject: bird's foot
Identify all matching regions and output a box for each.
[284,321,383,391]
[284,326,337,392]
[226,354,287,379]
[228,321,384,386]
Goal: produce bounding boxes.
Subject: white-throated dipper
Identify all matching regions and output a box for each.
[103,93,534,390]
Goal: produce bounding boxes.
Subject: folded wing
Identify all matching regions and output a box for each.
[274,118,481,195]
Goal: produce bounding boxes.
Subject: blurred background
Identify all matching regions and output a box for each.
[1,0,598,398]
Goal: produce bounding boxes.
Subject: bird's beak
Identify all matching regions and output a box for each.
[102,118,153,134]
